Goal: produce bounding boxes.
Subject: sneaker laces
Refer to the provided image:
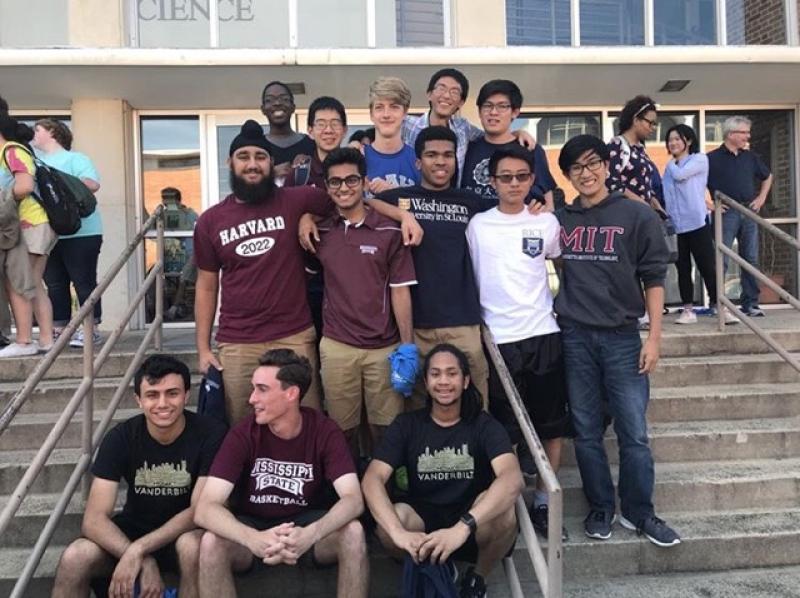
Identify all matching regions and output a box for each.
[636,515,665,535]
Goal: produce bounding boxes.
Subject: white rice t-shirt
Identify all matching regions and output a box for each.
[466,208,561,344]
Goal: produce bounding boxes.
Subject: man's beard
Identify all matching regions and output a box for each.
[229,170,275,205]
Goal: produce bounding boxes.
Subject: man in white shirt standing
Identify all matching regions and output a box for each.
[466,145,569,539]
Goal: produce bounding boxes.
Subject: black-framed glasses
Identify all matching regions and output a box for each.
[638,115,658,127]
[480,101,513,113]
[491,172,533,184]
[326,175,362,189]
[567,158,605,177]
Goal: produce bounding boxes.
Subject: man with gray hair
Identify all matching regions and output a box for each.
[707,116,773,317]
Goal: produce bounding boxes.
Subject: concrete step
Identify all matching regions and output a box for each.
[658,328,800,358]
[554,457,800,516]
[0,449,83,495]
[0,349,199,384]
[0,409,140,452]
[651,353,800,388]
[649,382,800,422]
[0,376,203,415]
[561,416,800,466]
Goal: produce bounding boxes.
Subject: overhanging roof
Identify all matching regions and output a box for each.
[2,45,800,109]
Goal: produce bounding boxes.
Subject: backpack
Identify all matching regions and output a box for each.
[2,144,97,235]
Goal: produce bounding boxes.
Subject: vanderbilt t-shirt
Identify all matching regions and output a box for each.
[377,185,486,329]
[91,411,227,532]
[466,208,561,344]
[193,187,331,343]
[374,409,512,508]
[209,407,355,520]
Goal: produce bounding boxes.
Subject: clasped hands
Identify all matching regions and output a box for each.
[393,524,470,565]
[249,522,318,566]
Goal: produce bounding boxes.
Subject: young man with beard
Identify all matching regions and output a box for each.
[260,81,316,182]
[362,344,522,598]
[466,146,569,539]
[52,355,227,598]
[461,80,556,210]
[556,134,680,547]
[310,147,417,459]
[195,349,368,598]
[365,77,421,195]
[377,126,490,403]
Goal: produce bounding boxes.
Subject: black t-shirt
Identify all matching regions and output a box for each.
[374,409,513,508]
[461,139,555,204]
[377,185,485,329]
[265,134,316,168]
[92,411,227,531]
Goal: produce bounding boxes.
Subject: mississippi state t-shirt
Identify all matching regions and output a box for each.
[466,208,561,344]
[377,185,486,329]
[92,411,227,532]
[374,409,512,508]
[209,407,355,520]
[193,187,331,343]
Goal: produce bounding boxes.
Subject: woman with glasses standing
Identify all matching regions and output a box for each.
[607,95,662,213]
[663,125,737,325]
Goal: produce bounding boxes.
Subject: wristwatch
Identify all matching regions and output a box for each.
[459,512,477,535]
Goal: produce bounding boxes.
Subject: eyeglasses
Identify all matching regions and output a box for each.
[313,119,344,131]
[480,102,513,113]
[638,116,657,127]
[263,94,292,106]
[567,158,605,177]
[731,129,750,135]
[491,172,532,184]
[432,83,463,100]
[326,175,362,189]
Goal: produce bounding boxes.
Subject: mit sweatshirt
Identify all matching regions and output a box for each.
[554,192,668,329]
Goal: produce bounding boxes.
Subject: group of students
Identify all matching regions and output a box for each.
[0,97,103,358]
[43,67,711,598]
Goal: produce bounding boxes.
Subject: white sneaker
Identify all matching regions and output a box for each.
[0,342,39,358]
[675,309,697,325]
[722,307,739,325]
[69,329,102,348]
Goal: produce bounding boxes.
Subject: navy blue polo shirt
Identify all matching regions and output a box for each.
[707,145,771,204]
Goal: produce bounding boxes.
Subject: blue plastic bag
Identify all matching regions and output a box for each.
[388,343,419,397]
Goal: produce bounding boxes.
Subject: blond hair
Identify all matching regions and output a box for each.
[369,77,411,110]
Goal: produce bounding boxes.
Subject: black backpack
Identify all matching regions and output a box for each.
[2,144,96,236]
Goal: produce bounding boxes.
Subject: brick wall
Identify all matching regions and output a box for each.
[735,0,787,44]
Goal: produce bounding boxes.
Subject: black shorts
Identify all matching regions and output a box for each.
[487,332,571,442]
[410,501,478,564]
[235,509,331,570]
[89,514,180,598]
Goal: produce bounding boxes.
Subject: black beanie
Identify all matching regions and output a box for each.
[229,119,271,156]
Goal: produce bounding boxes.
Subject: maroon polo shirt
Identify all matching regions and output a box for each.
[194,187,331,344]
[313,206,417,349]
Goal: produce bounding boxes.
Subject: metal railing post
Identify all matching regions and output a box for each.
[81,313,94,498]
[714,197,725,332]
[154,210,165,351]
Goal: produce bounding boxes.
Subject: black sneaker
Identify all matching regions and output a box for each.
[460,566,487,598]
[741,305,765,317]
[584,510,616,540]
[530,503,569,541]
[620,514,681,547]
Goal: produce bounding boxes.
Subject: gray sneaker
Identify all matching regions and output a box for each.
[620,514,681,547]
[584,510,616,540]
[69,329,102,349]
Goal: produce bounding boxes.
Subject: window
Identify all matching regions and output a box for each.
[580,0,644,45]
[654,0,717,45]
[0,0,68,47]
[506,0,571,45]
[394,0,445,46]
[726,0,787,45]
[297,0,368,48]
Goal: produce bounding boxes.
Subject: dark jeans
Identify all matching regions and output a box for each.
[44,235,102,326]
[676,224,717,306]
[720,208,760,310]
[561,321,655,522]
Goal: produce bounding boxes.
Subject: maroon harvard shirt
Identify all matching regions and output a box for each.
[194,187,331,344]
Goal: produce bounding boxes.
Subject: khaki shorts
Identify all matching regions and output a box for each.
[219,326,321,424]
[22,223,57,256]
[413,325,489,410]
[319,336,403,430]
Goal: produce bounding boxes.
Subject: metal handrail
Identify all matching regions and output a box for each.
[0,206,165,597]
[481,325,563,598]
[713,191,800,374]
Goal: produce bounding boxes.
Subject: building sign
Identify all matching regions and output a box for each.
[138,0,255,22]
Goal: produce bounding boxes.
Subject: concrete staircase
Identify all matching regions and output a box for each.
[1,320,800,596]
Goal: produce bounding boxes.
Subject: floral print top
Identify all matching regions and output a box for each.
[606,136,657,204]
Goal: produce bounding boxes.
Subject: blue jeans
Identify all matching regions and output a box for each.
[561,322,654,521]
[721,208,760,310]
